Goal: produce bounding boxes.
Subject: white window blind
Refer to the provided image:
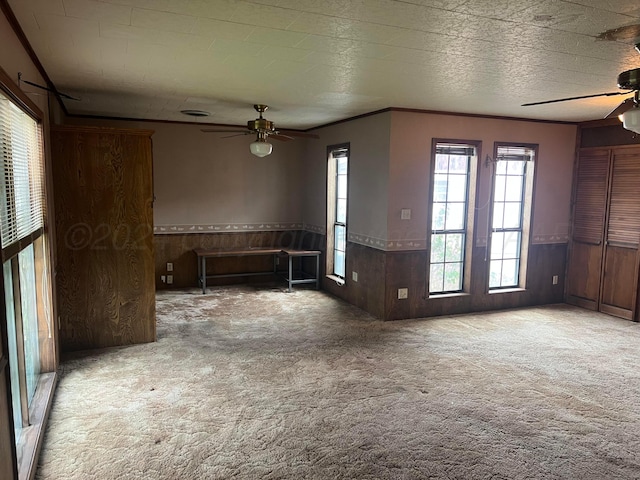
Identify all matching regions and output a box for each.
[0,91,44,249]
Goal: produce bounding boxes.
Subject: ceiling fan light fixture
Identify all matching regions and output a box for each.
[250,139,272,157]
[621,107,640,134]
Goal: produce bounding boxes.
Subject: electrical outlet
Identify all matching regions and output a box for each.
[161,275,166,283]
[401,208,411,220]
[398,288,408,299]
[167,262,173,272]
[167,275,173,284]
[352,271,358,282]
[552,275,559,285]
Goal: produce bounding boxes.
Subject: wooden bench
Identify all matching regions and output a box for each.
[194,247,321,293]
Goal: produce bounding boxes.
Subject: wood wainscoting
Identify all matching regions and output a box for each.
[154,230,325,289]
[296,235,565,322]
[384,243,567,321]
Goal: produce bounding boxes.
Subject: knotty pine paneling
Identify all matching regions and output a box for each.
[52,126,155,351]
[154,231,324,289]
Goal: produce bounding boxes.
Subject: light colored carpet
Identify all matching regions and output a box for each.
[36,285,640,479]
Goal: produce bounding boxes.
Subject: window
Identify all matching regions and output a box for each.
[326,145,349,280]
[428,142,478,294]
[0,88,53,459]
[488,144,536,289]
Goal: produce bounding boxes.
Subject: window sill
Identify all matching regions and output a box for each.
[489,287,526,294]
[326,274,345,286]
[17,372,57,480]
[428,292,470,300]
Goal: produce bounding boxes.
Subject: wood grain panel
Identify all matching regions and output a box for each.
[52,126,155,351]
[384,244,567,321]
[572,149,609,244]
[322,241,385,319]
[600,246,638,317]
[154,231,317,289]
[607,148,640,247]
[0,369,17,480]
[565,242,603,302]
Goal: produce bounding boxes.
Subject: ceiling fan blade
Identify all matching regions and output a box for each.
[21,78,81,101]
[270,134,294,142]
[521,90,630,107]
[201,129,250,134]
[221,133,251,139]
[605,97,635,118]
[278,130,320,139]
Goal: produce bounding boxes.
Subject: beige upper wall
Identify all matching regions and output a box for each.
[389,111,577,249]
[0,12,48,115]
[303,111,391,247]
[64,117,305,231]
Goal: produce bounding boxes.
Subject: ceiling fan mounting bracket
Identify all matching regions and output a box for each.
[248,104,276,133]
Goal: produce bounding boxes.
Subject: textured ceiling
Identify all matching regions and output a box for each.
[8,0,640,129]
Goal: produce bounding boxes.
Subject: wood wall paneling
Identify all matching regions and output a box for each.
[384,243,566,321]
[322,241,386,320]
[153,231,319,289]
[52,127,155,351]
[0,370,17,480]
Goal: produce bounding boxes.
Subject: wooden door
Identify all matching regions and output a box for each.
[52,126,155,351]
[566,149,610,310]
[599,147,640,320]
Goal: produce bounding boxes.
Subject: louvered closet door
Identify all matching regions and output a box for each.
[600,147,640,320]
[566,149,610,310]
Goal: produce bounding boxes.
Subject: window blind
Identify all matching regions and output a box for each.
[0,91,44,250]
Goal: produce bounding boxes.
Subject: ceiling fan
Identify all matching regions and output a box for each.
[201,104,319,157]
[522,66,640,133]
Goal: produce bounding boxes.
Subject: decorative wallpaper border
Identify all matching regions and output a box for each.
[385,239,427,251]
[476,234,569,247]
[154,222,303,234]
[303,223,326,235]
[154,224,568,249]
[348,233,388,250]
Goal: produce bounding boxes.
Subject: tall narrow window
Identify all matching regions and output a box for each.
[489,144,536,289]
[326,145,349,280]
[0,88,51,456]
[428,142,478,294]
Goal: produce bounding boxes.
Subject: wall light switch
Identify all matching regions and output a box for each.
[401,208,411,220]
[167,262,173,272]
[398,288,408,299]
[552,275,559,285]
[167,275,173,284]
[352,271,358,282]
